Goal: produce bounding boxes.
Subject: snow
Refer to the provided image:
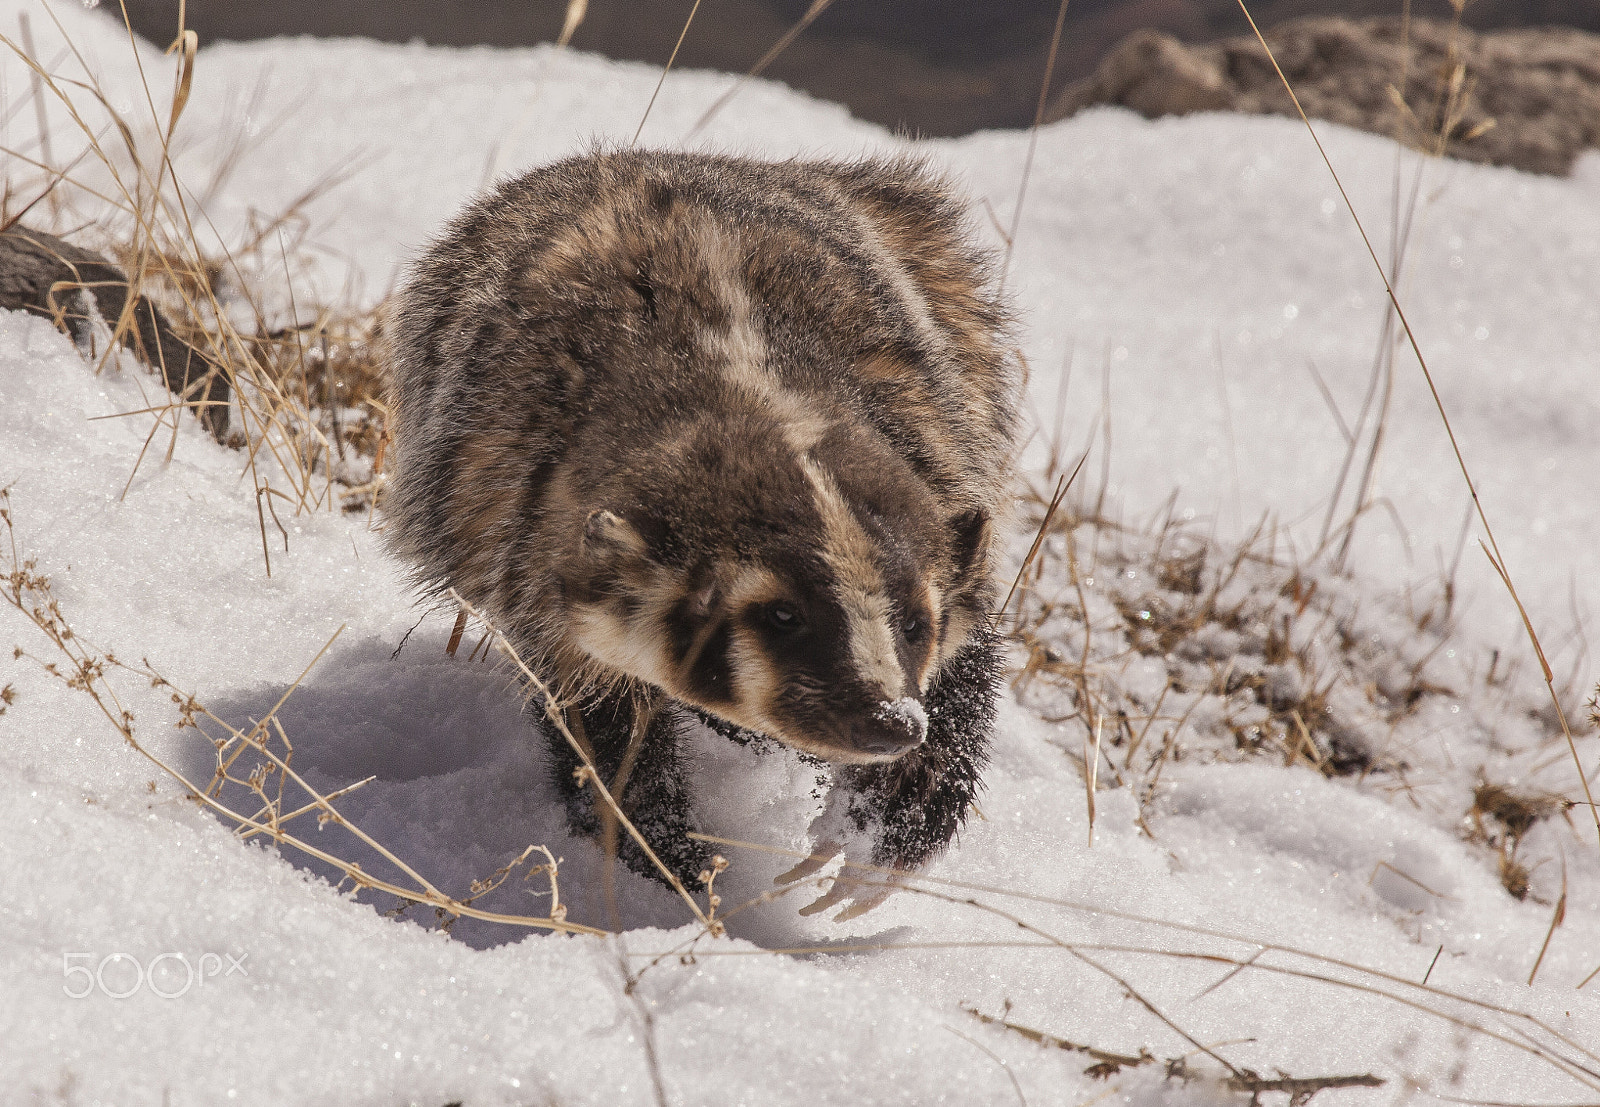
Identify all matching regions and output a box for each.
[877,696,930,739]
[1,3,1597,1104]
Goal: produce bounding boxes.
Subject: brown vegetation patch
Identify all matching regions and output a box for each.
[1051,15,1600,175]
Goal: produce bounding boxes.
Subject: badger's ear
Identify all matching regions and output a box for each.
[581,509,649,559]
[950,509,991,575]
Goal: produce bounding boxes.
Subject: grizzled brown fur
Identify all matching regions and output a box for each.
[384,149,1016,892]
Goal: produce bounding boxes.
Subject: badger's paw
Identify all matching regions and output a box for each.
[795,851,911,921]
[774,787,914,921]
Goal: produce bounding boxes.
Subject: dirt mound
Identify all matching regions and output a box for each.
[1048,16,1600,175]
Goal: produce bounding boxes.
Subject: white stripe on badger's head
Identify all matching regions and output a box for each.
[562,218,951,763]
[918,579,945,690]
[801,454,909,705]
[693,224,834,456]
[693,218,933,753]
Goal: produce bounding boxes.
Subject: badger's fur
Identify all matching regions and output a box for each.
[383,149,1017,902]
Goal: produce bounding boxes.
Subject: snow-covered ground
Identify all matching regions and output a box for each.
[1,4,1597,1104]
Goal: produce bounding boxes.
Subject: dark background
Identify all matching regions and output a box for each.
[111,1,1600,136]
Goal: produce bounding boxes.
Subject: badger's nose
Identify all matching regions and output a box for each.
[854,697,928,757]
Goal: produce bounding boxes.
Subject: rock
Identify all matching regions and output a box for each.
[0,226,229,436]
[1065,28,1233,117]
[1048,16,1600,176]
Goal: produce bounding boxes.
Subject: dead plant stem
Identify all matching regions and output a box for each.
[1230,0,1600,855]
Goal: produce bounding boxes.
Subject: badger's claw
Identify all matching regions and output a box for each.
[774,840,842,886]
[832,877,903,922]
[796,859,909,920]
[796,875,857,917]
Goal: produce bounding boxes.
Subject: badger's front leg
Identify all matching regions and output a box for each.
[783,629,1003,920]
[549,689,712,888]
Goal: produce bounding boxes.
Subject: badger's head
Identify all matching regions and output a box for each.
[556,408,994,765]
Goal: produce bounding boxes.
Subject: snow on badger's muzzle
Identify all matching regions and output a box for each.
[862,696,929,756]
[730,586,937,765]
[688,519,941,766]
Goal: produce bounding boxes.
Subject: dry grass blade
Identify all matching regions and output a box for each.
[999,0,1070,295]
[161,28,196,135]
[1192,945,1266,1002]
[995,450,1085,628]
[943,1024,1028,1107]
[445,609,469,657]
[969,1008,1382,1097]
[557,0,588,49]
[1420,944,1444,986]
[610,939,671,1107]
[1084,712,1101,847]
[964,1007,1150,1071]
[686,0,838,139]
[1303,359,1353,446]
[1232,0,1600,858]
[1527,856,1567,987]
[1227,1072,1385,1100]
[235,774,376,842]
[15,12,59,222]
[633,0,703,146]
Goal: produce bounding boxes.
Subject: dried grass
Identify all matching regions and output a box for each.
[1003,480,1394,821]
[686,0,841,140]
[0,7,395,555]
[1229,0,1600,859]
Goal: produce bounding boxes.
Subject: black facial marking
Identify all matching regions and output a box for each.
[666,575,717,667]
[684,618,735,706]
[667,602,697,666]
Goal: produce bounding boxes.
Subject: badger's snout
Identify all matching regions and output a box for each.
[849,697,928,758]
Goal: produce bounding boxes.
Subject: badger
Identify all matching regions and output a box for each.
[383,149,1017,919]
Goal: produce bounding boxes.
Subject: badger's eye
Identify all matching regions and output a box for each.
[902,613,924,642]
[766,603,804,632]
